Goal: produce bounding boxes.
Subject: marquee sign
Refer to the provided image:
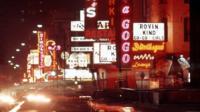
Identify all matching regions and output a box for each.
[133,23,164,41]
[93,42,116,64]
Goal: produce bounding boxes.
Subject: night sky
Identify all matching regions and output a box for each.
[0,0,84,65]
[0,0,84,81]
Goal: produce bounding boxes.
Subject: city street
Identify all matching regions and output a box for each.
[1,0,200,112]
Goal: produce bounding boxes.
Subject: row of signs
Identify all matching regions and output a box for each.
[71,19,164,41]
[69,0,166,69]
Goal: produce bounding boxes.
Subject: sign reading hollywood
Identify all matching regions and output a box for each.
[133,23,164,41]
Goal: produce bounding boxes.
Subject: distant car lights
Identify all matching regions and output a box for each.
[25,94,51,103]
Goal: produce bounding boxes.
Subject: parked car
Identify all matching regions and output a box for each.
[88,88,138,112]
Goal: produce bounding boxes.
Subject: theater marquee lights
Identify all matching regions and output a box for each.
[120,0,132,67]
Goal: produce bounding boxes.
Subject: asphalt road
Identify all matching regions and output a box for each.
[14,96,90,112]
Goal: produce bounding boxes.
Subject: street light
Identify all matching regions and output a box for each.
[11,56,15,59]
[37,24,43,28]
[21,42,26,46]
[16,48,21,52]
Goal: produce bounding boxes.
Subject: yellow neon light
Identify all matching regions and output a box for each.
[132,62,151,68]
[132,42,164,53]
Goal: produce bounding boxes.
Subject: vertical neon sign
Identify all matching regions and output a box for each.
[120,0,132,67]
[38,31,45,68]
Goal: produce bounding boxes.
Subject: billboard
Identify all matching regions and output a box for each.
[71,21,85,31]
[71,47,93,52]
[93,42,116,64]
[133,23,164,41]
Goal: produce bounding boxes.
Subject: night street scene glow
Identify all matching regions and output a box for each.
[0,0,200,112]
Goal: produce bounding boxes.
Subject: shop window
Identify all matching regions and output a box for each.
[184,17,190,42]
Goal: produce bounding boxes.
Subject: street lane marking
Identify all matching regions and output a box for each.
[9,101,25,112]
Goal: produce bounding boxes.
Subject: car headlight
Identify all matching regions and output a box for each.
[26,94,51,103]
[122,107,134,112]
[0,94,16,105]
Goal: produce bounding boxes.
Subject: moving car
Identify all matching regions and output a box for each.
[88,89,138,112]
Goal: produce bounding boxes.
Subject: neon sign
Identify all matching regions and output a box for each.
[133,54,155,60]
[85,29,115,39]
[120,0,132,66]
[108,0,115,28]
[132,62,151,68]
[86,0,97,18]
[132,42,165,53]
[38,31,45,68]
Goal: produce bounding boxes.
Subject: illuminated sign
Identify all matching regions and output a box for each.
[27,50,39,65]
[71,47,93,52]
[37,31,46,68]
[97,20,109,29]
[66,53,90,68]
[132,42,165,53]
[80,10,85,21]
[133,54,155,60]
[86,0,97,18]
[132,62,151,69]
[93,42,116,64]
[85,29,115,39]
[108,0,115,28]
[119,0,132,67]
[71,36,95,42]
[133,23,164,41]
[100,43,116,62]
[71,21,85,31]
[44,55,52,67]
